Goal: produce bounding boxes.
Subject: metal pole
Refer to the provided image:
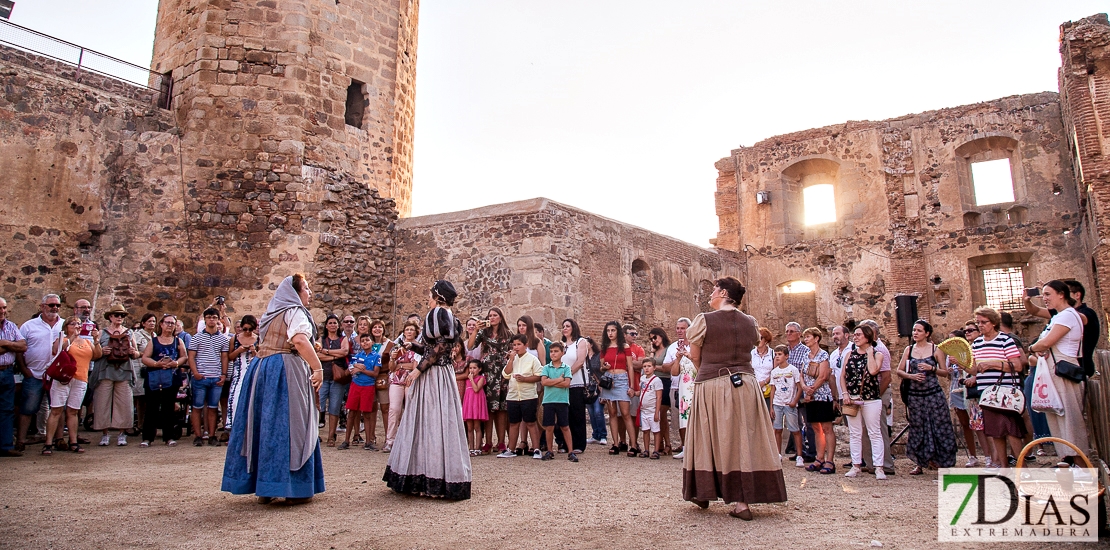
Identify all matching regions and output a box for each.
[75,47,83,81]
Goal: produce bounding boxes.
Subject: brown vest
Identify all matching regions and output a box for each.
[695,309,758,382]
[257,312,296,358]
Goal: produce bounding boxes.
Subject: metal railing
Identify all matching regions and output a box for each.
[0,18,169,107]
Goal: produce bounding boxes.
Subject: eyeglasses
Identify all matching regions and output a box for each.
[75,306,91,310]
[110,313,125,318]
[626,332,638,337]
[342,320,355,323]
[44,303,61,308]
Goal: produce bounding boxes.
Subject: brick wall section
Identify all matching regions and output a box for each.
[714,93,1087,346]
[1059,14,1110,322]
[395,199,744,341]
[0,43,159,105]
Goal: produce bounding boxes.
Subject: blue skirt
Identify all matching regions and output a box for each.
[221,354,325,498]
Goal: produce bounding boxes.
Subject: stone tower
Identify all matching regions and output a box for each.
[146,0,419,319]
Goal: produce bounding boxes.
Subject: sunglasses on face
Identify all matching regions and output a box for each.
[44,303,61,308]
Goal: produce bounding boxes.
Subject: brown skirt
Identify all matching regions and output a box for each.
[981,407,1025,439]
[682,374,788,505]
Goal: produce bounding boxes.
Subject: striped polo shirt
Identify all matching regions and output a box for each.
[189,329,229,378]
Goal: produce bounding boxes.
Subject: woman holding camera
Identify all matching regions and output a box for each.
[1027,280,1088,462]
[682,277,786,519]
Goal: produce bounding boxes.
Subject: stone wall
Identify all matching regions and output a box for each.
[395,199,744,339]
[1060,14,1110,324]
[0,44,161,105]
[0,33,399,328]
[714,92,1086,345]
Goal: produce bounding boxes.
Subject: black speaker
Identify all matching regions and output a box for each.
[895,295,919,337]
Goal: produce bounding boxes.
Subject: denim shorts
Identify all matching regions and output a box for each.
[772,404,800,432]
[319,380,349,416]
[19,375,45,416]
[192,377,221,409]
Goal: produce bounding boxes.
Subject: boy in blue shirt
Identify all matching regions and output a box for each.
[341,333,380,450]
[541,342,577,463]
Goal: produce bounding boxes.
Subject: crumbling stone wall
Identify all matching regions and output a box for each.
[395,199,744,338]
[714,93,1086,345]
[0,37,399,327]
[1060,14,1110,324]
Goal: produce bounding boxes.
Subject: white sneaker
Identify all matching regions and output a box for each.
[796,456,805,468]
[99,434,110,446]
[672,450,684,459]
[875,469,887,480]
[167,440,177,447]
[533,449,543,459]
[599,438,607,445]
[845,466,861,478]
[586,438,599,445]
[117,433,128,446]
[965,457,979,467]
[496,450,516,458]
[139,441,150,448]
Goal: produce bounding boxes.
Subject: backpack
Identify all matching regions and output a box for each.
[105,331,132,363]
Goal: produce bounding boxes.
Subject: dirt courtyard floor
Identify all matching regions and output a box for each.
[0,422,1097,549]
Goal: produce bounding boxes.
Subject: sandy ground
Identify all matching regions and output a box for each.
[0,423,1097,550]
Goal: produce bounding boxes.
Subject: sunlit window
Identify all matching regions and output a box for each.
[803,184,836,226]
[971,159,1015,206]
[781,280,816,294]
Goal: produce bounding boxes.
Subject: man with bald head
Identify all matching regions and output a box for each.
[17,295,63,452]
[0,298,27,456]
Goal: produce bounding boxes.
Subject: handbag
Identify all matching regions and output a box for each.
[598,373,614,390]
[46,348,77,384]
[147,367,176,391]
[332,363,352,384]
[1050,349,1085,383]
[840,401,859,417]
[978,371,1024,414]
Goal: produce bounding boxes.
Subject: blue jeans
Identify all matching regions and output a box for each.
[1024,363,1051,439]
[587,398,607,440]
[0,368,15,451]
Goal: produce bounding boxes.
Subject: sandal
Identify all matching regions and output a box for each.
[627,447,640,457]
[337,441,350,450]
[638,451,649,458]
[70,443,85,454]
[609,445,620,455]
[41,445,53,456]
[819,461,836,474]
[650,452,660,460]
[326,438,336,447]
[909,465,924,475]
[805,462,820,472]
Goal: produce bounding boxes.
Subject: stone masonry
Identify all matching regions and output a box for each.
[394,198,744,338]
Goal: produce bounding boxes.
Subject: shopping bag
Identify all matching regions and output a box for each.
[1030,357,1064,416]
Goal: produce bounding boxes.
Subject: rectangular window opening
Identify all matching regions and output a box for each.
[157,71,173,110]
[345,79,366,129]
[803,184,836,226]
[981,267,1024,311]
[971,158,1015,206]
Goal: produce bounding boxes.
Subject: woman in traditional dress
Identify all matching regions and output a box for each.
[682,277,787,519]
[665,317,696,459]
[383,280,472,500]
[895,320,957,474]
[222,274,324,504]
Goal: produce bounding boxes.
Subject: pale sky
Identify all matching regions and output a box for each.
[9,1,1107,246]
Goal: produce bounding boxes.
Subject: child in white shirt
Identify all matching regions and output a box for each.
[638,357,664,459]
[768,345,804,467]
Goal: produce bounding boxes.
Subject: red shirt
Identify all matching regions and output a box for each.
[627,344,645,389]
[603,346,631,373]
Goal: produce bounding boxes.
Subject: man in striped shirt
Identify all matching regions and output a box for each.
[188,308,229,447]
